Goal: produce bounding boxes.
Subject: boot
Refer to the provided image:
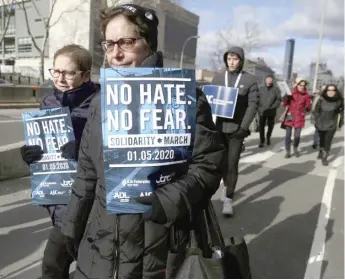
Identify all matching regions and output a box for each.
[258,142,264,148]
[293,146,300,157]
[317,149,323,159]
[285,151,291,158]
[266,137,271,146]
[322,151,329,166]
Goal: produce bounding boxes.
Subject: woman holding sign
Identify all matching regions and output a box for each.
[282,78,311,158]
[20,44,99,278]
[61,4,225,279]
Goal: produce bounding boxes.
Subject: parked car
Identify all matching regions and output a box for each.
[0,78,14,87]
[39,80,53,88]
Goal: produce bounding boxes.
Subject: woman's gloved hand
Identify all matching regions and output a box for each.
[135,193,168,224]
[20,145,44,165]
[60,140,78,160]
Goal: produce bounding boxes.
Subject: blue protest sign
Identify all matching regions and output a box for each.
[22,107,77,205]
[202,85,239,119]
[101,68,196,214]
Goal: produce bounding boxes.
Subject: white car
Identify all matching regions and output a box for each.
[0,78,14,87]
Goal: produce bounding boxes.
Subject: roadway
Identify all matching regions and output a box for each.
[0,109,38,146]
[0,116,343,279]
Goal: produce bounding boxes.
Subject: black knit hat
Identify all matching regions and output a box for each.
[119,4,159,51]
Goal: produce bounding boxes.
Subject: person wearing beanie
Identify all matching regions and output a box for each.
[282,78,311,158]
[211,46,259,216]
[61,3,225,278]
[257,74,282,147]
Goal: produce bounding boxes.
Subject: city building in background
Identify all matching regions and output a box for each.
[0,0,107,80]
[308,62,344,93]
[0,2,16,67]
[0,0,199,82]
[282,38,295,83]
[243,57,275,85]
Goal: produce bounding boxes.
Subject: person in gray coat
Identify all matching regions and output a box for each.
[211,46,259,216]
[61,4,225,279]
[258,74,281,147]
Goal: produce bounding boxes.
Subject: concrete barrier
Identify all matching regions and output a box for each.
[35,87,52,103]
[0,141,30,182]
[0,86,37,103]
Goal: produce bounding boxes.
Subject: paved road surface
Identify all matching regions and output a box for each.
[0,121,343,278]
[0,109,38,147]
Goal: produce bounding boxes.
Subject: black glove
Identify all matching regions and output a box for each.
[20,145,44,165]
[60,141,78,160]
[283,94,292,101]
[64,236,79,260]
[135,193,167,224]
[233,128,250,139]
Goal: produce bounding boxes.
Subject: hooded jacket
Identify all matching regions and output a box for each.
[61,52,226,278]
[40,81,98,227]
[258,75,282,116]
[313,91,344,131]
[211,46,259,133]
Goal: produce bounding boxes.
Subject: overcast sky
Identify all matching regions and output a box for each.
[182,0,344,77]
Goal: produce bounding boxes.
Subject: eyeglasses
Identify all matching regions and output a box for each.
[298,84,307,87]
[49,69,83,80]
[327,88,336,92]
[101,37,143,53]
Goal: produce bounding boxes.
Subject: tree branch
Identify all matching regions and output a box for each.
[49,0,88,27]
[31,0,46,25]
[21,0,42,53]
[0,0,15,45]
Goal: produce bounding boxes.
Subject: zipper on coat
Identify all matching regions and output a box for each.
[113,215,120,279]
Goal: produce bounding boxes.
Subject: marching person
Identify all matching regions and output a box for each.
[211,46,259,216]
[258,74,282,147]
[313,84,343,165]
[61,4,225,279]
[282,78,311,158]
[20,44,98,278]
[311,85,327,149]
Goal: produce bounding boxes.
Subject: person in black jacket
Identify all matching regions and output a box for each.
[211,46,259,216]
[258,74,281,147]
[313,84,343,166]
[61,4,225,279]
[20,44,98,278]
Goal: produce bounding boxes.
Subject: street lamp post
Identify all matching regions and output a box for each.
[180,35,200,69]
[312,0,328,94]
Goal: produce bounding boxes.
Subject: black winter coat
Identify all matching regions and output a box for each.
[40,81,98,227]
[313,92,344,131]
[258,84,281,116]
[61,53,226,278]
[211,70,259,133]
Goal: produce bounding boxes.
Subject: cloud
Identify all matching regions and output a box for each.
[281,0,344,40]
[195,1,344,76]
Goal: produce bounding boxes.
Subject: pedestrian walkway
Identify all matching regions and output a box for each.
[212,123,344,279]
[0,122,343,278]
